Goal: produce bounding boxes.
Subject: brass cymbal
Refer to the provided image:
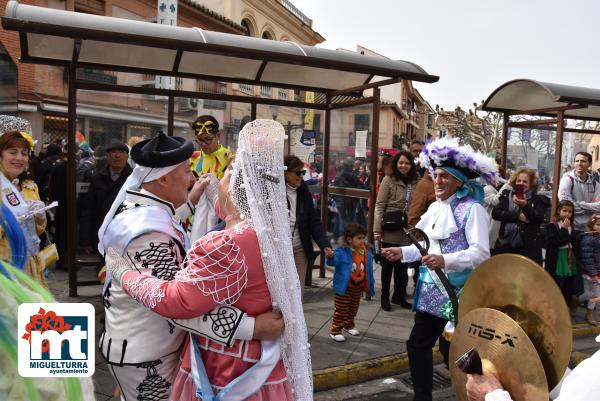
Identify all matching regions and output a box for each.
[458,253,572,390]
[450,308,549,401]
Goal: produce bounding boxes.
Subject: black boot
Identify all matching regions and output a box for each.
[381,297,391,311]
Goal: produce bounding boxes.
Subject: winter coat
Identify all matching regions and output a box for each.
[407,173,435,228]
[373,175,417,245]
[558,171,600,230]
[327,246,375,297]
[579,233,600,277]
[492,189,547,265]
[80,164,133,247]
[289,181,331,260]
[545,223,580,275]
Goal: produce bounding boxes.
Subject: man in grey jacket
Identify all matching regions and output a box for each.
[558,151,600,230]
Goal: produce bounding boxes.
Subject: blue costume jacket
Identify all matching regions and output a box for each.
[327,247,375,297]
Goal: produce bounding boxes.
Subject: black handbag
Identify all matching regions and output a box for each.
[382,210,408,231]
[381,183,412,231]
[494,225,523,251]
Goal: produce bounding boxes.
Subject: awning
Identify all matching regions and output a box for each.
[2,1,439,92]
[482,79,600,120]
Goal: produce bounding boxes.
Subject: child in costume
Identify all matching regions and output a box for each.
[578,213,600,325]
[327,223,375,342]
[545,200,580,309]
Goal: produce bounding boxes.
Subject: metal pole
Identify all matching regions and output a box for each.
[369,88,380,241]
[167,95,174,136]
[67,40,81,297]
[500,113,509,175]
[287,121,291,156]
[320,97,331,279]
[250,102,257,121]
[551,111,565,217]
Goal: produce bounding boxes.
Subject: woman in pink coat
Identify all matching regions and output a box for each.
[108,120,312,401]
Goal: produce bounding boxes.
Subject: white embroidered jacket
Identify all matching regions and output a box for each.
[100,189,254,365]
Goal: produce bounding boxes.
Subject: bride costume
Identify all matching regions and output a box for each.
[109,119,312,401]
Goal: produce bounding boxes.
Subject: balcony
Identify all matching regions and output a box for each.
[238,83,253,94]
[260,86,272,98]
[278,88,289,100]
[279,0,313,27]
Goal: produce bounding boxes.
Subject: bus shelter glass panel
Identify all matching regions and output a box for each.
[507,124,559,194]
[328,105,373,238]
[75,89,169,148]
[173,98,251,155]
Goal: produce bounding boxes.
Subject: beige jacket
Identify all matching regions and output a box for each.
[374,176,416,245]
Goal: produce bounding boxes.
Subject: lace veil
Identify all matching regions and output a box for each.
[230,119,312,401]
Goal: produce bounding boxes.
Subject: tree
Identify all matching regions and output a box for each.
[435,101,503,154]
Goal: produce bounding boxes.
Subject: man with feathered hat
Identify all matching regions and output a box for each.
[97,132,283,400]
[382,137,497,401]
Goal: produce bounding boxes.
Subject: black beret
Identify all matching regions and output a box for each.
[130,131,194,168]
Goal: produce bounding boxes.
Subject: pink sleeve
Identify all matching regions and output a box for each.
[121,230,248,319]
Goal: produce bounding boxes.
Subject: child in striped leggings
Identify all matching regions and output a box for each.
[327,223,375,342]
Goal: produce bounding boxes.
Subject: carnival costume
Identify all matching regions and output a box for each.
[98,132,254,401]
[0,115,48,287]
[0,194,95,401]
[400,137,496,401]
[108,120,313,401]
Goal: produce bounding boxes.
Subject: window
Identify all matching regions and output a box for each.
[354,114,370,132]
[260,86,272,97]
[278,88,288,100]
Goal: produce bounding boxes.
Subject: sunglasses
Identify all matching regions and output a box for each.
[292,170,306,177]
[193,120,217,136]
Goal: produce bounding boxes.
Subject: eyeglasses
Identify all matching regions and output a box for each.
[193,120,217,136]
[292,170,306,177]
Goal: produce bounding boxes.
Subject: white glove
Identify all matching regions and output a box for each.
[105,248,134,285]
[28,200,46,218]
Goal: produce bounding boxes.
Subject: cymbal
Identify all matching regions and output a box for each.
[450,308,549,401]
[458,253,572,390]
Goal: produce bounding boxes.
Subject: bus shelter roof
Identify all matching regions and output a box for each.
[2,1,438,94]
[482,79,600,121]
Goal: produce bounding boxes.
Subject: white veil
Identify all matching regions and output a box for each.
[230,119,312,401]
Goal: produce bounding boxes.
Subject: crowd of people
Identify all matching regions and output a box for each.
[3,109,600,401]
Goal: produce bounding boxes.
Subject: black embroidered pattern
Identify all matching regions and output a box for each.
[135,360,171,401]
[115,201,139,216]
[167,321,175,334]
[102,281,112,309]
[201,306,240,340]
[134,241,179,280]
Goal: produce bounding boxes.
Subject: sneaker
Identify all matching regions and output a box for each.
[330,333,346,342]
[345,328,360,336]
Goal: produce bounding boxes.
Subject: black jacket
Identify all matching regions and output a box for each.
[290,181,331,260]
[80,164,133,247]
[545,223,580,275]
[492,189,547,265]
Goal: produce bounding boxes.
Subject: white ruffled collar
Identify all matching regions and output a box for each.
[415,193,459,240]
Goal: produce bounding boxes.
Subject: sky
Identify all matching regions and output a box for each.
[292,0,600,111]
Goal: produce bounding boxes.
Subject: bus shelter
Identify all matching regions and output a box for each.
[2,1,439,296]
[482,79,600,214]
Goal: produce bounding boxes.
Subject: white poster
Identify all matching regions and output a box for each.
[526,148,539,169]
[355,130,368,158]
[290,128,316,163]
[156,1,177,90]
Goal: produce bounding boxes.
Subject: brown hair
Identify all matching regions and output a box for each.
[338,222,371,248]
[586,213,600,232]
[284,155,304,172]
[0,131,30,152]
[508,167,538,190]
[554,199,574,222]
[0,131,32,183]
